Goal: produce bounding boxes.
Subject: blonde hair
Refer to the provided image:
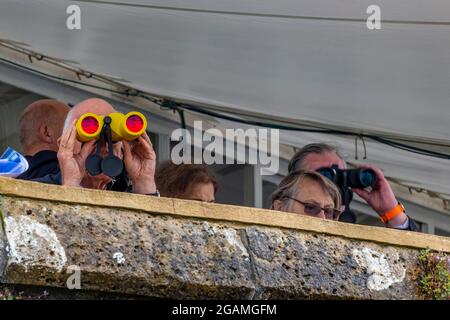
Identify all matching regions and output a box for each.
[271,170,341,210]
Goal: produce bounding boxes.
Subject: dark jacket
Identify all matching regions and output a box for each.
[33,170,130,192]
[16,150,59,180]
[33,171,62,185]
[405,217,420,232]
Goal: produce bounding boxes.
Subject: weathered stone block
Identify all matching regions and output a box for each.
[0,197,255,299]
[0,177,449,299]
[246,226,419,299]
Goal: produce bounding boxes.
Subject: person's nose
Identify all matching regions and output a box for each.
[97,142,109,156]
[316,209,327,220]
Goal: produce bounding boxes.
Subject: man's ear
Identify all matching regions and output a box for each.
[57,137,61,148]
[38,124,53,144]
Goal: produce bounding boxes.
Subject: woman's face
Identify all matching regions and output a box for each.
[285,178,337,220]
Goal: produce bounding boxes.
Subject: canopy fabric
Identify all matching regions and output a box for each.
[0,0,450,197]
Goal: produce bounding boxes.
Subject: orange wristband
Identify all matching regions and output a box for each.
[380,203,405,224]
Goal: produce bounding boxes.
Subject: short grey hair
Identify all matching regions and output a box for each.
[288,143,343,172]
[18,99,70,153]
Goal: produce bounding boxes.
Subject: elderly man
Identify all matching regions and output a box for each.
[35,98,158,195]
[16,99,70,180]
[288,143,418,231]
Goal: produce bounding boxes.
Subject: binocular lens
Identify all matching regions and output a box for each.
[81,116,100,134]
[359,169,377,188]
[317,166,377,189]
[77,111,147,142]
[347,168,377,188]
[126,115,144,133]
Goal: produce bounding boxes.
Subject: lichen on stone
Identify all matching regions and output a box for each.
[417,248,450,300]
[352,247,406,291]
[4,215,67,272]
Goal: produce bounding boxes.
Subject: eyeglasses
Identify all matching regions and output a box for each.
[284,196,342,220]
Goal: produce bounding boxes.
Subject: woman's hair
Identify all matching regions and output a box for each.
[271,170,341,210]
[155,161,218,198]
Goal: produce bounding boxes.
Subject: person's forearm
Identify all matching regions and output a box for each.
[62,178,81,187]
[60,169,81,187]
[386,212,409,229]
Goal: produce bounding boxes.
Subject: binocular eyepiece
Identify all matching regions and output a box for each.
[76,112,147,142]
[317,166,377,189]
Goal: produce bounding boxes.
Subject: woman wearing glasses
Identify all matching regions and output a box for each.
[271,171,342,221]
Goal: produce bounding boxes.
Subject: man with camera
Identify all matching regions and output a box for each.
[34,98,158,195]
[288,143,418,231]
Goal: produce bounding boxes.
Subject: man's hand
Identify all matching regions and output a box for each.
[57,119,96,187]
[352,164,408,228]
[122,132,157,194]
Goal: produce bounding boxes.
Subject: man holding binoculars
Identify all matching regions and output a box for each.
[37,98,158,195]
[288,143,418,231]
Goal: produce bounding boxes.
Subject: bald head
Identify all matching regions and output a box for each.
[19,99,70,155]
[59,98,120,190]
[64,98,116,132]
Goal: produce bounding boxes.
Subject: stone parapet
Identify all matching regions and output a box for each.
[0,177,449,299]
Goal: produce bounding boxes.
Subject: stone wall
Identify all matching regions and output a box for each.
[0,177,449,299]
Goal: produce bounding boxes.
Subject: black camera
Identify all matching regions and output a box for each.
[317,165,377,223]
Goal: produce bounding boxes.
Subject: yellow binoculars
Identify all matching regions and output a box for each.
[76,112,147,142]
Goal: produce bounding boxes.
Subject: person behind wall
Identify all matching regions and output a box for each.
[33,98,159,196]
[288,143,418,231]
[16,99,70,180]
[271,170,342,220]
[155,161,218,203]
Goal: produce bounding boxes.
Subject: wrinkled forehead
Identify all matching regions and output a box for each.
[302,152,346,171]
[72,102,115,118]
[294,177,335,206]
[64,101,116,131]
